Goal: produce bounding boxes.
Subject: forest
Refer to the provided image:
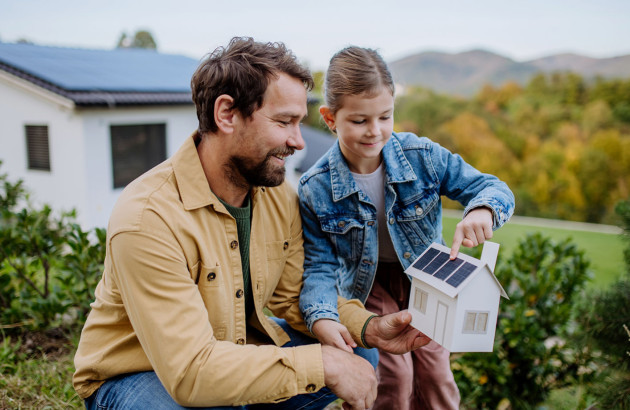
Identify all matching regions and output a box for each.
[398,73,630,224]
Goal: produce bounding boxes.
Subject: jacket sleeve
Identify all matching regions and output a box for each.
[264,186,311,335]
[268,183,375,345]
[429,140,515,229]
[108,213,325,407]
[293,180,346,332]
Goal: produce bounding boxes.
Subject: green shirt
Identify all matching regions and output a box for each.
[218,195,253,320]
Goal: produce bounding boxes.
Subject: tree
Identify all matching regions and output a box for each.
[116,30,157,50]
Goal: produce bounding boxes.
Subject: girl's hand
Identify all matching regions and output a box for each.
[312,319,357,353]
[450,207,493,259]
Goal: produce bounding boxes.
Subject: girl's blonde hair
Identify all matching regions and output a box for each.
[324,46,395,114]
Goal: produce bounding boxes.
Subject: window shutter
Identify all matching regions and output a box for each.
[25,125,51,171]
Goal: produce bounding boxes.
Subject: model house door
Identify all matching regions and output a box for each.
[434,301,448,345]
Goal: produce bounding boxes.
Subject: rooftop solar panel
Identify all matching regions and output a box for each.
[412,247,440,271]
[0,43,199,92]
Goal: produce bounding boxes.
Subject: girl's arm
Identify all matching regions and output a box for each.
[298,184,343,333]
[430,140,515,231]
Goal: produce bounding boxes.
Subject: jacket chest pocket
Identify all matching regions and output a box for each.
[320,216,364,261]
[193,261,227,340]
[393,191,440,247]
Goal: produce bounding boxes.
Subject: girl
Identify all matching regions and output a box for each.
[297,46,514,410]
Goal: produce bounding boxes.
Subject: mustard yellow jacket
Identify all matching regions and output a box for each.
[73,134,373,406]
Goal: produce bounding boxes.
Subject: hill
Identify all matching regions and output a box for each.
[389,49,630,96]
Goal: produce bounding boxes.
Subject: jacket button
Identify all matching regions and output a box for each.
[403,252,411,259]
[236,289,244,298]
[338,221,346,228]
[389,217,395,225]
[283,241,289,250]
[367,221,375,226]
[230,240,238,249]
[207,272,216,281]
[415,207,423,216]
[306,383,316,393]
[236,338,245,345]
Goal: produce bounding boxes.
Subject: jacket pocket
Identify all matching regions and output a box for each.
[320,216,364,261]
[394,191,440,247]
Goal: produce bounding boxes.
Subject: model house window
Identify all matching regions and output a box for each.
[110,123,166,188]
[463,311,489,334]
[25,125,51,171]
[414,288,429,314]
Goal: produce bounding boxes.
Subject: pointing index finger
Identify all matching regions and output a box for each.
[450,230,463,260]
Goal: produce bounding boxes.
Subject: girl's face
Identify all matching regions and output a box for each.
[320,87,394,174]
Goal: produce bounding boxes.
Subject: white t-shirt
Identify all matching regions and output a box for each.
[351,162,398,263]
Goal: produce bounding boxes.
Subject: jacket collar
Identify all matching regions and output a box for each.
[172,132,263,211]
[328,133,417,202]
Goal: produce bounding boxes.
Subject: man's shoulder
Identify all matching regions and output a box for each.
[108,160,178,234]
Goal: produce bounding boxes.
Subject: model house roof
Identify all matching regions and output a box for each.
[0,42,200,106]
[406,242,508,299]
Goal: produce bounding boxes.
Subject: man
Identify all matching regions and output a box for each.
[73,37,430,410]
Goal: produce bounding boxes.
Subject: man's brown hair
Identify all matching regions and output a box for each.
[191,37,314,134]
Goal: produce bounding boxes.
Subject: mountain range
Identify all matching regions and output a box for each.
[388,49,630,96]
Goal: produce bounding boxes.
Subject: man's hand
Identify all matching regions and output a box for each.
[363,310,431,354]
[312,319,356,353]
[321,345,377,410]
[450,207,493,259]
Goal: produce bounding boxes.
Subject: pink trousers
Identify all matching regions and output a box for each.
[364,262,460,410]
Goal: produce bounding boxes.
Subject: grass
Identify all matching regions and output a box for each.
[0,330,83,409]
[442,213,626,289]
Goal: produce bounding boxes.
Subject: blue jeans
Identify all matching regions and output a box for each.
[84,318,378,410]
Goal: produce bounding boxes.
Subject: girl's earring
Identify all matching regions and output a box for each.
[331,127,337,134]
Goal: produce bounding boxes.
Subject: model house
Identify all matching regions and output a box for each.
[405,241,508,352]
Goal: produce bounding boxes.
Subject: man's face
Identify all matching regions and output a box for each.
[228,73,307,188]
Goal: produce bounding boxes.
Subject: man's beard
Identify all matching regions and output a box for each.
[228,147,294,188]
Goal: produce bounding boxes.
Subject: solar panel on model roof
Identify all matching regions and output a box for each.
[413,247,480,289]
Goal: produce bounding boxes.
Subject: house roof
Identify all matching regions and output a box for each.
[405,242,508,299]
[0,42,200,106]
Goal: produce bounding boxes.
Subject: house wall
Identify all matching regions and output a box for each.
[450,270,502,352]
[0,72,198,229]
[80,106,197,229]
[409,278,457,348]
[0,75,88,221]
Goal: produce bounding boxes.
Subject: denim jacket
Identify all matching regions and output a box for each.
[297,132,515,331]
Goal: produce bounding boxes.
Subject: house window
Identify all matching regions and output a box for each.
[25,125,51,171]
[463,311,489,334]
[414,288,429,314]
[110,123,166,188]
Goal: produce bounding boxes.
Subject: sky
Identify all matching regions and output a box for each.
[1,0,629,71]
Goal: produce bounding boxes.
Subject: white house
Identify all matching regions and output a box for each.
[405,241,509,352]
[0,42,201,229]
[0,42,336,230]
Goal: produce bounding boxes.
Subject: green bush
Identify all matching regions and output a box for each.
[453,233,593,409]
[574,199,630,409]
[0,163,105,333]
